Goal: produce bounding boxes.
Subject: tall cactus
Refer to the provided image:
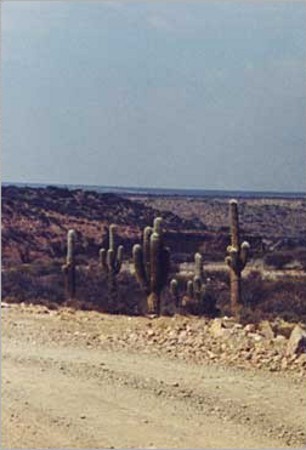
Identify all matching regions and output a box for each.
[133,217,170,316]
[99,224,123,311]
[62,229,76,300]
[225,199,250,316]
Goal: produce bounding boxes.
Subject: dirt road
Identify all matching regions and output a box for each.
[2,304,306,448]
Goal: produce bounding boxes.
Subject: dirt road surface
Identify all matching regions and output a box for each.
[2,304,306,449]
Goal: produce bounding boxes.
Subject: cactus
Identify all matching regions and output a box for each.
[185,252,219,316]
[225,199,250,316]
[99,224,123,311]
[187,252,207,303]
[62,229,76,300]
[169,254,206,312]
[170,278,180,309]
[133,217,170,316]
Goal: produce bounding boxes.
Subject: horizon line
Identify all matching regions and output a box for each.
[2,180,306,196]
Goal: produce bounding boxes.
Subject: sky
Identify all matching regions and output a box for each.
[2,0,306,192]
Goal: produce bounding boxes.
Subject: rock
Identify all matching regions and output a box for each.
[258,320,274,340]
[272,319,295,339]
[221,317,237,329]
[249,333,262,342]
[274,335,287,343]
[209,319,231,338]
[1,302,12,308]
[244,324,256,333]
[286,325,306,357]
[296,354,306,367]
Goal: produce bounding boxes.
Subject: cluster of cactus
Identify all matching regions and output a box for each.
[225,199,250,316]
[62,229,77,300]
[133,217,170,315]
[170,252,218,316]
[187,252,206,303]
[169,253,205,308]
[61,199,250,318]
[99,224,124,310]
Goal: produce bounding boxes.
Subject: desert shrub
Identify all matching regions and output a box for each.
[212,269,306,324]
[258,279,306,323]
[2,268,64,303]
[109,271,145,315]
[183,290,220,317]
[295,248,306,271]
[75,265,108,308]
[238,306,266,325]
[2,263,145,315]
[240,274,306,324]
[264,251,294,269]
[241,270,268,308]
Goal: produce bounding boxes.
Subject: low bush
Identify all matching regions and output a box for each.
[2,263,305,324]
[264,252,294,269]
[240,272,306,324]
[2,263,145,315]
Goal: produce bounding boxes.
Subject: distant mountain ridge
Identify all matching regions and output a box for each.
[2,182,305,200]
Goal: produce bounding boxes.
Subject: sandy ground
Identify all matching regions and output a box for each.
[1,304,306,449]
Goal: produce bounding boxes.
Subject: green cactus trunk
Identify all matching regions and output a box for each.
[230,271,242,316]
[63,229,76,300]
[226,200,250,317]
[107,272,118,312]
[99,224,123,312]
[170,278,180,309]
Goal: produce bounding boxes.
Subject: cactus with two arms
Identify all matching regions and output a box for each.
[99,224,124,311]
[133,217,170,316]
[225,200,250,316]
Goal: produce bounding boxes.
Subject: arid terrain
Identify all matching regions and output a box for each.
[2,185,306,448]
[2,302,306,449]
[2,185,306,266]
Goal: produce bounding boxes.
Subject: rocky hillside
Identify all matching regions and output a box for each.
[2,185,305,267]
[2,185,205,265]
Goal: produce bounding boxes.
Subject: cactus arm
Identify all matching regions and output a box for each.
[133,244,148,288]
[194,252,204,279]
[63,229,76,299]
[187,279,194,298]
[153,217,163,234]
[66,229,76,264]
[170,278,179,308]
[99,248,108,272]
[170,278,178,296]
[193,275,202,293]
[107,248,115,271]
[113,245,124,275]
[109,224,116,251]
[161,247,170,286]
[240,241,250,268]
[143,226,153,281]
[229,199,240,248]
[150,232,162,293]
[226,246,239,271]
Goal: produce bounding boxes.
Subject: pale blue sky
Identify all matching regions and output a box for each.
[2,1,306,191]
